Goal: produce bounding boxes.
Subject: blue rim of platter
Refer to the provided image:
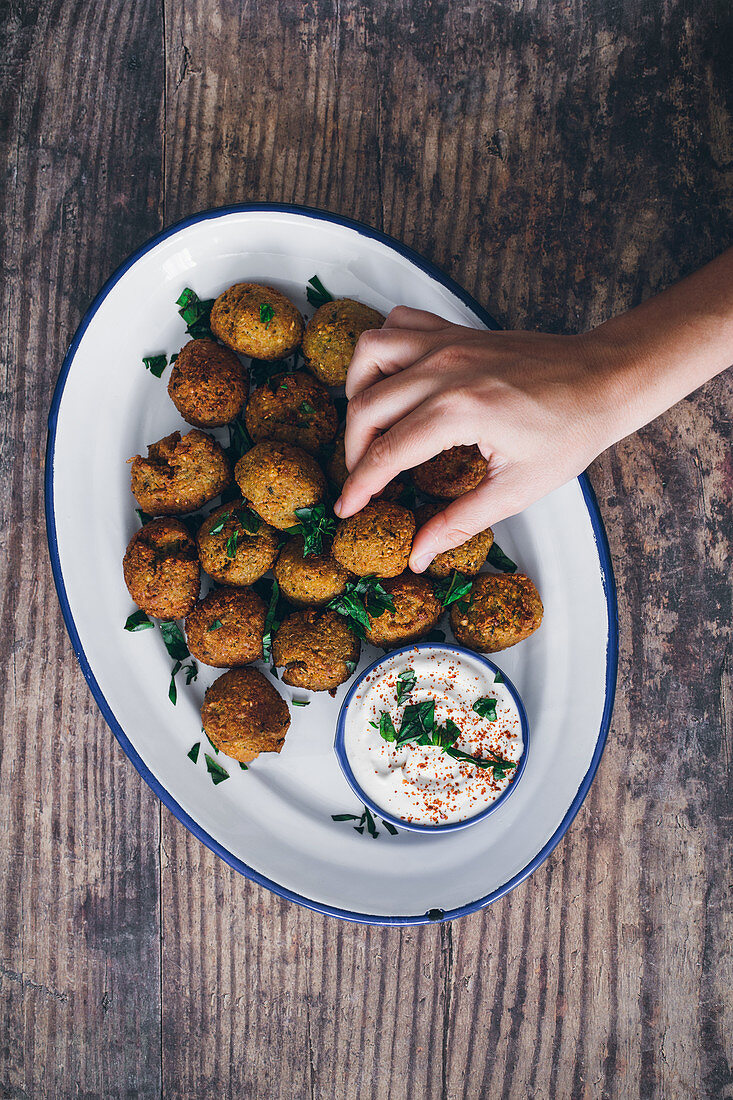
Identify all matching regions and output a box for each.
[44,201,619,926]
[334,643,530,833]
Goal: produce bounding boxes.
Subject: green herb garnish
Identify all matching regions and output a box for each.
[177,287,215,339]
[160,621,189,661]
[249,356,296,388]
[327,575,395,639]
[300,401,315,417]
[236,507,261,533]
[124,610,154,632]
[142,354,168,378]
[331,806,398,838]
[261,578,283,665]
[378,705,515,781]
[187,742,201,763]
[240,762,249,770]
[487,542,517,573]
[136,508,154,526]
[306,275,335,308]
[225,419,253,465]
[207,620,224,632]
[434,570,473,608]
[204,753,230,784]
[204,731,219,755]
[396,667,416,705]
[168,658,198,705]
[494,670,504,683]
[259,303,275,327]
[286,503,336,556]
[225,529,239,559]
[379,712,397,742]
[292,698,310,707]
[472,696,498,722]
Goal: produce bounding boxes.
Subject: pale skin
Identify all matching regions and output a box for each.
[334,247,733,572]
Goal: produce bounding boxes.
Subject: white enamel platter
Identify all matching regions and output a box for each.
[46,205,618,925]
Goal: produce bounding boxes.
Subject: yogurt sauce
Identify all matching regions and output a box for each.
[343,647,524,826]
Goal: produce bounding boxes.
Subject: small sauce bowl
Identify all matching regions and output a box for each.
[334,642,530,833]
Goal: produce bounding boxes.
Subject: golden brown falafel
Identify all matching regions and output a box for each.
[197,501,279,586]
[272,608,360,691]
[130,430,231,516]
[326,428,404,501]
[365,572,442,647]
[167,338,247,428]
[274,536,350,607]
[210,283,303,360]
[201,667,291,764]
[123,518,200,619]
[185,586,265,667]
[411,445,488,499]
[331,501,415,578]
[450,573,543,652]
[415,502,494,578]
[235,441,326,530]
[302,299,385,386]
[245,371,338,454]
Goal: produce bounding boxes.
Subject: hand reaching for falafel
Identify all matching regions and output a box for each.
[335,248,733,572]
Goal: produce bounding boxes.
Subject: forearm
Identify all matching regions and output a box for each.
[584,247,733,446]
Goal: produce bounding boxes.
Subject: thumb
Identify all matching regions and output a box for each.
[409,474,526,573]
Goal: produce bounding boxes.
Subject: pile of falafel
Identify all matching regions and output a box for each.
[122,280,543,768]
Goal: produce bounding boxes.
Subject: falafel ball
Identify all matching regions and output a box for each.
[167,338,247,428]
[416,502,494,578]
[331,501,415,578]
[326,428,404,501]
[185,586,265,667]
[272,608,360,691]
[274,536,350,607]
[130,430,231,516]
[412,445,488,499]
[245,371,338,454]
[197,501,279,586]
[365,572,443,647]
[210,283,304,360]
[450,573,543,652]
[234,441,326,530]
[201,667,290,764]
[123,518,200,619]
[302,299,385,386]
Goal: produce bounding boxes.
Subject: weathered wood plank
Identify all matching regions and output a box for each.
[0,1,165,1096]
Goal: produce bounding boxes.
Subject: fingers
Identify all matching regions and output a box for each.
[382,305,453,332]
[343,368,437,472]
[409,475,527,572]
[344,327,447,400]
[335,399,466,516]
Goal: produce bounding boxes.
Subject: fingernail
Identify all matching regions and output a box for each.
[410,552,432,573]
[333,496,344,516]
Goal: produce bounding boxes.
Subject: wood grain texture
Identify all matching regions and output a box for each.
[1,0,731,1096]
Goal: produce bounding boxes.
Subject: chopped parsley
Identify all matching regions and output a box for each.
[225,529,239,559]
[249,355,297,388]
[434,570,473,608]
[254,577,284,666]
[378,703,515,781]
[259,303,275,328]
[177,287,215,339]
[306,275,335,308]
[142,354,168,378]
[330,805,398,839]
[168,658,197,705]
[494,670,504,683]
[204,753,230,784]
[225,419,253,465]
[487,542,517,573]
[187,741,201,763]
[300,401,316,417]
[286,503,336,556]
[159,621,189,661]
[292,698,310,707]
[124,610,154,632]
[207,620,224,632]
[327,575,395,639]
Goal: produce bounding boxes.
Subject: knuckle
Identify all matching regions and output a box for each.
[386,305,412,326]
[354,328,381,355]
[367,432,393,468]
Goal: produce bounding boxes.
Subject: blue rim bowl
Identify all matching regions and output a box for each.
[334,642,530,833]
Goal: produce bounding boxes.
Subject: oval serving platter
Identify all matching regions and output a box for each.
[45,204,618,925]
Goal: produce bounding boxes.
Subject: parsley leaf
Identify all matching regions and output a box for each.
[487,542,517,573]
[225,419,253,465]
[286,503,336,556]
[207,620,223,632]
[187,742,200,763]
[472,696,498,722]
[434,570,473,608]
[378,703,516,781]
[300,401,315,417]
[259,303,275,328]
[306,275,335,308]
[327,575,395,639]
[124,610,154,632]
[494,670,504,683]
[176,287,215,339]
[396,667,416,705]
[160,621,189,661]
[204,753,230,784]
[142,354,168,378]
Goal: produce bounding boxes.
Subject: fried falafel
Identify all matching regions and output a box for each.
[234,441,326,530]
[167,338,247,428]
[272,608,360,691]
[365,572,442,646]
[123,518,200,619]
[245,371,338,454]
[450,573,543,652]
[185,586,266,667]
[130,429,231,516]
[411,445,488,499]
[303,299,385,386]
[201,667,290,763]
[332,501,415,578]
[415,502,494,578]
[197,501,279,586]
[210,283,304,360]
[274,536,350,607]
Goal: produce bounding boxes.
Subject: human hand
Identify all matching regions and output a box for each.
[333,306,619,572]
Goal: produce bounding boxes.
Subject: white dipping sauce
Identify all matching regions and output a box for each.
[343,647,524,826]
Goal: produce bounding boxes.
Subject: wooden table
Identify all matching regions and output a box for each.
[1,2,731,1097]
